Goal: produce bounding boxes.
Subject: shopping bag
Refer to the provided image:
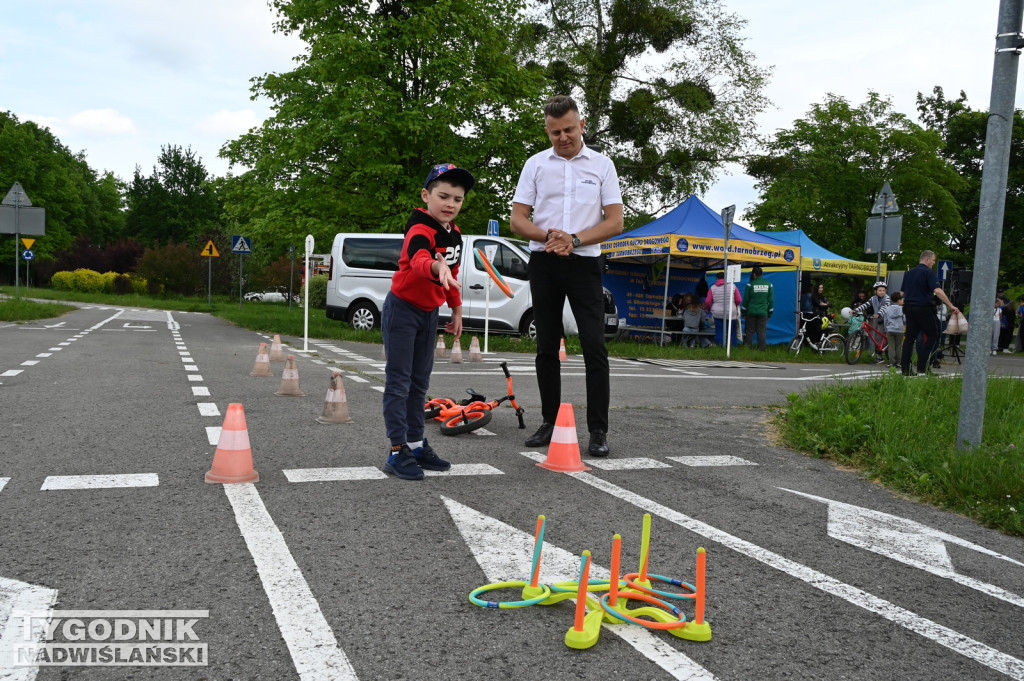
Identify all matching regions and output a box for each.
[957,311,969,333]
[945,312,960,335]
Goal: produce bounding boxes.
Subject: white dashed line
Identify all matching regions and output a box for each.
[41,474,159,490]
[206,427,222,445]
[587,457,673,470]
[667,455,758,466]
[284,467,387,482]
[197,403,220,417]
[192,386,211,396]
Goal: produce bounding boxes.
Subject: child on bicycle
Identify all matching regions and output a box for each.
[853,281,892,363]
[883,291,905,367]
[381,163,474,480]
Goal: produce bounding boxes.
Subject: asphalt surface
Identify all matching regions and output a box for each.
[1,304,1023,681]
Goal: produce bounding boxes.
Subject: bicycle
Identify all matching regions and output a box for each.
[844,313,889,365]
[424,361,526,435]
[788,313,845,355]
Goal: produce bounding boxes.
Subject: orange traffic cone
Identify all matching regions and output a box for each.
[270,334,285,362]
[468,336,483,362]
[250,342,272,377]
[276,355,305,396]
[536,403,591,472]
[559,338,568,361]
[317,371,354,424]
[450,338,463,363]
[205,403,259,483]
[435,335,447,359]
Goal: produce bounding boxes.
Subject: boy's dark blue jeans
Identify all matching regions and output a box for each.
[382,292,439,447]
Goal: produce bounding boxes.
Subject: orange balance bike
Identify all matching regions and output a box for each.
[424,361,526,435]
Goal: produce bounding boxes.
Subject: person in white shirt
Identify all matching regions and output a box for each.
[510,95,624,457]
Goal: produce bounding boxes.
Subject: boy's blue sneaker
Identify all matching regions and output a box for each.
[384,445,424,480]
[412,439,451,472]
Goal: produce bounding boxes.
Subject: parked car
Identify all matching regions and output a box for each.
[244,286,299,303]
[324,232,620,340]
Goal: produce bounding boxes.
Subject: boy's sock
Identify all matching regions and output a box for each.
[407,440,423,451]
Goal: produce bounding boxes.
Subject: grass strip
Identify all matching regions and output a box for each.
[777,373,1024,536]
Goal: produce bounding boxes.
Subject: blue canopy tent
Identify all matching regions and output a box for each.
[601,196,800,343]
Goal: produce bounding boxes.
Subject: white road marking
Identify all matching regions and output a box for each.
[223,483,357,680]
[181,356,194,363]
[344,375,368,383]
[587,457,672,470]
[188,374,203,382]
[371,386,384,393]
[19,361,38,366]
[40,474,159,490]
[524,460,1024,680]
[206,427,222,445]
[667,456,757,467]
[284,467,388,482]
[424,464,503,476]
[1,370,22,377]
[198,403,220,417]
[46,348,61,351]
[192,386,210,396]
[184,365,198,371]
[34,353,51,358]
[0,478,8,493]
[444,496,719,681]
[0,576,59,681]
[471,428,496,437]
[784,489,1024,609]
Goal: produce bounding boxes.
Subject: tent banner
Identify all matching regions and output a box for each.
[603,261,704,324]
[806,257,885,276]
[603,234,799,265]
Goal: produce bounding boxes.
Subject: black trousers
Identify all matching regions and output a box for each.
[528,252,609,432]
[901,305,939,374]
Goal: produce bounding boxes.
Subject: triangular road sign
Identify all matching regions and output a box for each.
[3,182,32,207]
[201,240,220,257]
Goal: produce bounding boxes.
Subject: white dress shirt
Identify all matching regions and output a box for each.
[512,144,622,257]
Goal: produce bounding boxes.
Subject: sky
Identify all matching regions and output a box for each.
[4,0,1023,226]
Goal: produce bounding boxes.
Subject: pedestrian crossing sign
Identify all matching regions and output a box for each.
[231,236,252,254]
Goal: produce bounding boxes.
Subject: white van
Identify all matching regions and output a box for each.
[325,232,619,339]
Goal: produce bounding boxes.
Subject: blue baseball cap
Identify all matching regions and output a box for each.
[424,163,475,191]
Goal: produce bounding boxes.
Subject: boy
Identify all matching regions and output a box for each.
[854,281,891,363]
[382,163,473,480]
[882,291,905,367]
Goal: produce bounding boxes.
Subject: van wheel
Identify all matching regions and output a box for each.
[519,311,536,339]
[348,302,379,330]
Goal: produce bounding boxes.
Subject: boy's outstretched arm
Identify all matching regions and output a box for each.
[432,253,461,291]
[445,305,463,337]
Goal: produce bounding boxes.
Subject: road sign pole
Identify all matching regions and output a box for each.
[877,205,885,280]
[208,256,212,306]
[304,235,314,352]
[239,255,243,310]
[14,204,20,297]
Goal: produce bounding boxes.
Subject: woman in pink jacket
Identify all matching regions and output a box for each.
[705,274,742,347]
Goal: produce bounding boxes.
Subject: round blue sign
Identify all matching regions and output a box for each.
[675,238,689,253]
[22,249,34,260]
[783,249,795,263]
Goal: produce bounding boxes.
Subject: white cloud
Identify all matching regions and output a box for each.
[65,109,138,136]
[194,110,262,137]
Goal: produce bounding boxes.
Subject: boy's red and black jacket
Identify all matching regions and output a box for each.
[390,207,463,312]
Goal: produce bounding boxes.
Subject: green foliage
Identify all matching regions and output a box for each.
[745,92,964,272]
[0,298,76,322]
[306,274,328,309]
[916,86,1024,284]
[125,145,224,247]
[0,111,126,259]
[135,244,203,296]
[220,0,546,256]
[779,374,1024,535]
[532,0,770,212]
[48,269,142,294]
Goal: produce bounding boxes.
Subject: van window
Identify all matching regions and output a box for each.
[342,238,402,271]
[474,239,528,281]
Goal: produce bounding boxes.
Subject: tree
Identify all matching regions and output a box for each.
[0,111,126,263]
[125,145,223,247]
[220,0,546,254]
[744,92,964,272]
[530,0,770,216]
[916,86,1024,284]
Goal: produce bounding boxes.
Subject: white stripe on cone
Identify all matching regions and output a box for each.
[551,424,578,444]
[217,429,252,451]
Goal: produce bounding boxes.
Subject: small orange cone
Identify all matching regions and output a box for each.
[205,403,259,483]
[450,338,463,363]
[276,355,305,396]
[435,334,447,359]
[317,371,354,424]
[250,342,272,377]
[468,336,483,362]
[536,403,591,472]
[559,338,568,361]
[269,334,285,362]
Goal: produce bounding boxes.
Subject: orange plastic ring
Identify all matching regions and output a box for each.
[474,249,513,298]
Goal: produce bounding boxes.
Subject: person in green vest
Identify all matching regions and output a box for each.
[741,266,774,351]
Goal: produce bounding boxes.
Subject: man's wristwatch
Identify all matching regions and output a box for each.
[571,234,581,248]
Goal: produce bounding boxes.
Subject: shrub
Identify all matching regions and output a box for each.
[307,274,328,309]
[113,273,133,295]
[100,271,119,293]
[51,271,75,291]
[71,269,105,293]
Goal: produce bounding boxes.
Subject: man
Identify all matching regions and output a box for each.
[510,95,624,457]
[741,266,773,351]
[900,250,959,376]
